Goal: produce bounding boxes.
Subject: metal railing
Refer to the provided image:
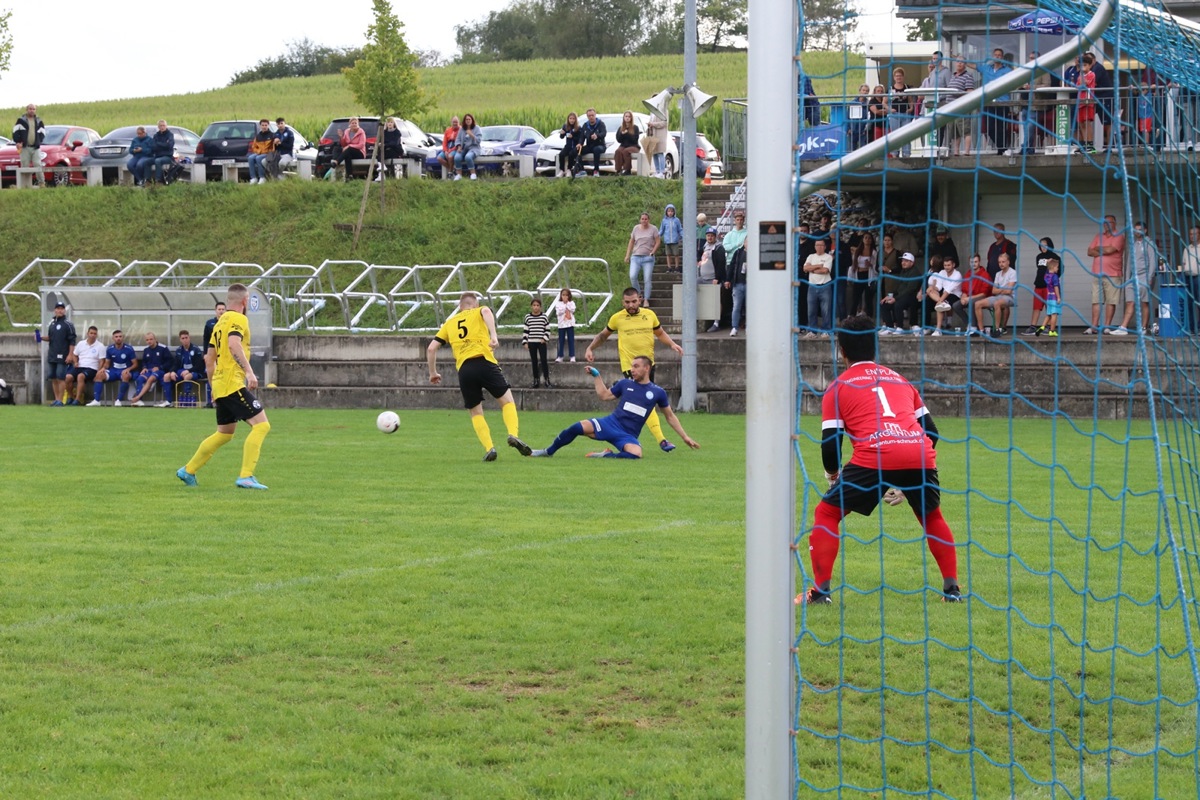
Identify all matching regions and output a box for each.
[2,257,615,333]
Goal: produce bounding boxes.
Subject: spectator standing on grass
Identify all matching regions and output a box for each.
[797,314,961,606]
[176,284,272,490]
[246,119,275,185]
[529,357,698,459]
[613,111,641,176]
[1023,238,1059,335]
[426,292,531,462]
[332,117,367,181]
[579,109,607,177]
[551,287,577,362]
[148,119,176,186]
[127,126,153,187]
[453,113,482,181]
[584,287,685,453]
[64,325,103,406]
[625,212,662,304]
[438,116,460,175]
[13,103,45,186]
[92,330,138,407]
[1085,213,1127,334]
[128,332,173,406]
[521,298,552,389]
[41,301,76,406]
[659,204,684,274]
[161,330,206,408]
[556,112,582,177]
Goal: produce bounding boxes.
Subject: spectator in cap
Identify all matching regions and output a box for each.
[42,301,77,405]
[927,226,959,272]
[880,252,922,333]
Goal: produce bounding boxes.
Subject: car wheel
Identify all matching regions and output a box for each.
[665,154,675,177]
[52,167,73,187]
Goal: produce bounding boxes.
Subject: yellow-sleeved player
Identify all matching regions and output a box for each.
[176,283,271,489]
[427,292,531,461]
[584,286,685,452]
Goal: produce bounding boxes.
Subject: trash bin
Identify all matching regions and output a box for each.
[1159,282,1186,337]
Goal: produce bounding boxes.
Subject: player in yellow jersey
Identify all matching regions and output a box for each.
[176,283,271,490]
[583,286,685,452]
[427,292,532,461]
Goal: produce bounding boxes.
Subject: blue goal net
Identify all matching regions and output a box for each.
[787,0,1200,797]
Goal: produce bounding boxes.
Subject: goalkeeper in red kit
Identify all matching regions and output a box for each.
[799,315,962,605]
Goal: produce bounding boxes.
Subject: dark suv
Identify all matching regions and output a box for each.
[316,117,380,176]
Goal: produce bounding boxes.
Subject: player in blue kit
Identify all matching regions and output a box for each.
[89,330,139,406]
[129,332,173,406]
[160,330,206,407]
[529,356,699,458]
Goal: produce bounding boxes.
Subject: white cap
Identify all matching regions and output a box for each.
[902,252,915,261]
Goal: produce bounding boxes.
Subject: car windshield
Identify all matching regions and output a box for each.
[202,122,258,139]
[320,119,380,142]
[41,127,76,146]
[482,126,523,141]
[103,126,145,139]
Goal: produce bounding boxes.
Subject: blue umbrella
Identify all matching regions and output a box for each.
[1007,9,1081,35]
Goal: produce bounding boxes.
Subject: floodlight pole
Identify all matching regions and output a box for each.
[678,0,699,412]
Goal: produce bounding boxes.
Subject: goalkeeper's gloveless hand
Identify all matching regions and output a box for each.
[883,488,906,506]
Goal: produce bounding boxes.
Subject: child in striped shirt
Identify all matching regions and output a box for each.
[522,298,553,388]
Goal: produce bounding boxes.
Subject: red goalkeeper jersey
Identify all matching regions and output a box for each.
[821,360,936,471]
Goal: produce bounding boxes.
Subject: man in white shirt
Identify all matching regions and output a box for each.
[804,238,835,337]
[925,254,963,335]
[974,253,1017,335]
[65,325,105,406]
[1180,225,1200,334]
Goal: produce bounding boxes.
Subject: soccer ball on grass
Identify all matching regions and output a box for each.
[376,410,400,434]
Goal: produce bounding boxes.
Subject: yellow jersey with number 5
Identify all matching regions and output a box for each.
[209,310,250,399]
[434,306,497,369]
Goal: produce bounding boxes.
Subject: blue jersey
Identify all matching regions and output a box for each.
[607,378,670,435]
[174,344,204,373]
[105,344,137,370]
[1045,271,1062,302]
[141,344,173,371]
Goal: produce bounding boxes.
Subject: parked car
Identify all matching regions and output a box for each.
[81,125,201,185]
[315,117,436,176]
[669,131,724,179]
[194,120,316,181]
[0,125,100,187]
[0,135,10,147]
[424,124,544,177]
[535,112,678,177]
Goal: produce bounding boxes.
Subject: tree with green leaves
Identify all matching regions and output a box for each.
[801,0,858,51]
[343,0,429,245]
[229,38,361,85]
[699,0,747,53]
[0,10,12,79]
[905,18,937,42]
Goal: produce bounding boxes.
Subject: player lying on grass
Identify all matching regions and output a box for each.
[528,357,699,459]
[799,314,962,605]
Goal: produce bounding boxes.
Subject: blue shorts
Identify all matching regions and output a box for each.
[101,368,130,382]
[589,415,641,452]
[1046,300,1061,316]
[47,361,69,380]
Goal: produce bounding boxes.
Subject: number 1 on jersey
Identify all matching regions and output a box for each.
[873,386,897,418]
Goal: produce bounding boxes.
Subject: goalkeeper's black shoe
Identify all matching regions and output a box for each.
[796,587,832,606]
[942,585,963,603]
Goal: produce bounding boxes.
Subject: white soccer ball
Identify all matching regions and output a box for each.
[376,410,400,434]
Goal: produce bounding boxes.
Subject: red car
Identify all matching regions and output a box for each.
[0,125,101,187]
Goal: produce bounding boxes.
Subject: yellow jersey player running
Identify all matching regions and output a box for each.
[427,292,532,461]
[176,283,271,490]
[584,286,685,452]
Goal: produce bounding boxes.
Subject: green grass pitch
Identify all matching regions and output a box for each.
[1,407,1190,797]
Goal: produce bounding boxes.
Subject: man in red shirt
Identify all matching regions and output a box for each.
[798,315,961,605]
[1085,214,1127,334]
